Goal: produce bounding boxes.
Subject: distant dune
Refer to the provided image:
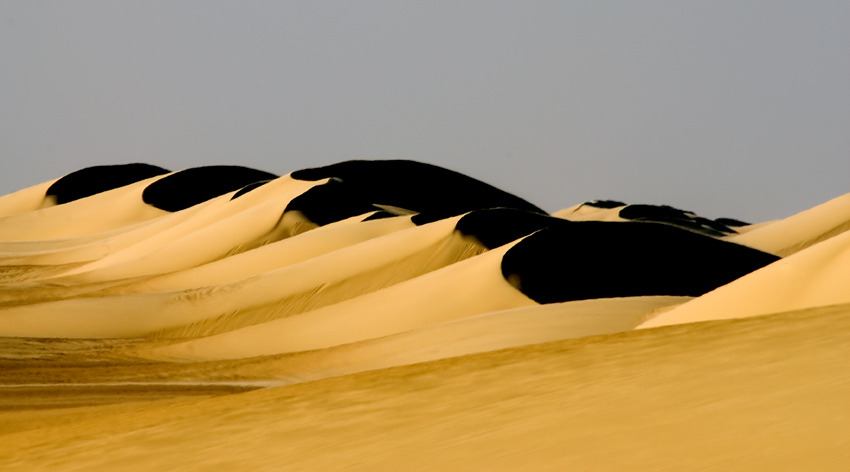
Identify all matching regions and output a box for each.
[0,161,847,470]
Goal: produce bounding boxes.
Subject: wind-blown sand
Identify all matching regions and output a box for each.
[0,161,846,470]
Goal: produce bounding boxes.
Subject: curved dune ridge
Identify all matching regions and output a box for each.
[0,160,847,470]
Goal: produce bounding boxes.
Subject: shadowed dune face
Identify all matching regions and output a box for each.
[46,163,171,205]
[561,200,755,237]
[230,179,274,199]
[453,208,563,249]
[142,166,278,212]
[714,216,751,227]
[290,159,547,224]
[501,222,780,304]
[283,179,390,226]
[618,204,737,236]
[584,199,626,209]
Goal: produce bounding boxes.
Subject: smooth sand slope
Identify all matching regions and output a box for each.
[151,296,690,376]
[640,227,850,328]
[107,211,415,293]
[0,175,170,242]
[0,178,60,216]
[0,304,846,471]
[51,175,320,282]
[0,176,328,303]
[0,215,486,338]
[154,239,533,359]
[0,191,234,267]
[728,191,850,256]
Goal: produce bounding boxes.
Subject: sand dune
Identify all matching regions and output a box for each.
[0,160,844,470]
[639,227,850,328]
[0,175,170,242]
[0,193,230,267]
[0,214,485,338]
[154,295,689,365]
[112,211,415,293]
[553,201,626,221]
[728,191,850,256]
[554,200,749,237]
[0,178,60,216]
[150,240,533,358]
[52,175,321,281]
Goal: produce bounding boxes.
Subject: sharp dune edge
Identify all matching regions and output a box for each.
[0,161,847,471]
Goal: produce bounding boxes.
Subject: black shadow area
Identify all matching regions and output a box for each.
[231,180,274,200]
[291,160,546,224]
[501,222,780,304]
[619,204,736,237]
[46,163,171,205]
[583,200,626,209]
[284,179,382,226]
[714,217,751,227]
[454,209,569,249]
[142,166,278,212]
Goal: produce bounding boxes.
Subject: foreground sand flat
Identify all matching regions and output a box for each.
[1,304,847,471]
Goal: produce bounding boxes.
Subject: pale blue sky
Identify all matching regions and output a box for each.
[2,1,848,222]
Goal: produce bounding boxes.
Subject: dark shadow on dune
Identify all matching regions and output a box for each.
[361,211,404,221]
[501,222,780,304]
[284,179,385,226]
[46,164,171,205]
[619,204,736,237]
[584,200,626,209]
[142,166,278,212]
[290,160,546,225]
[714,217,751,227]
[231,180,274,200]
[453,209,567,249]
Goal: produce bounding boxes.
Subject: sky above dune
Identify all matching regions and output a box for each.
[1,1,848,222]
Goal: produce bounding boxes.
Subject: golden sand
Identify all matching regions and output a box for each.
[1,304,847,471]
[1,171,847,470]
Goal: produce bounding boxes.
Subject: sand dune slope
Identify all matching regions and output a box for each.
[157,240,533,358]
[0,304,846,471]
[153,296,690,376]
[729,191,850,256]
[108,212,415,293]
[52,175,321,281]
[553,202,625,221]
[640,228,850,328]
[0,191,233,268]
[0,178,60,216]
[0,216,485,338]
[0,175,170,242]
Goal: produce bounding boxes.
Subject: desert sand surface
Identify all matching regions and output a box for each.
[1,304,847,471]
[0,161,847,470]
